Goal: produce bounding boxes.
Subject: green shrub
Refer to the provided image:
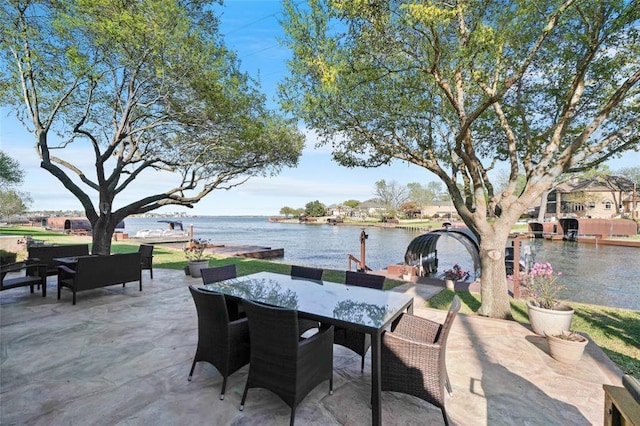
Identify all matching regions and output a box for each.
[0,249,18,264]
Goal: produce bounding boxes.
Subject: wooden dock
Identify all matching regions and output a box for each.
[203,244,284,259]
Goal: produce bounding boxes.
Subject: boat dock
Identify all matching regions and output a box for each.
[158,242,284,260]
[205,243,284,259]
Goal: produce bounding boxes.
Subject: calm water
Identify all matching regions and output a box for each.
[124,216,639,310]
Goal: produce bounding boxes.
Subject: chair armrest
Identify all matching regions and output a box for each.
[229,317,249,343]
[1,262,28,274]
[391,313,441,344]
[299,324,334,353]
[383,329,441,349]
[57,265,76,280]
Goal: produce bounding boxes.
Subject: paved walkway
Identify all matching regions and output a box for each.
[1,268,623,425]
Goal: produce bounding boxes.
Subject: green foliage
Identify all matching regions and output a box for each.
[0,0,303,253]
[279,206,297,217]
[304,200,326,217]
[0,190,32,219]
[343,199,360,208]
[616,166,640,186]
[0,152,23,186]
[0,249,18,264]
[280,0,640,318]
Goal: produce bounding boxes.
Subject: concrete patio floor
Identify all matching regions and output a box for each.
[0,268,624,425]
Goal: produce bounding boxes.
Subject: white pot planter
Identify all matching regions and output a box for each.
[188,260,209,278]
[526,301,574,336]
[545,331,588,364]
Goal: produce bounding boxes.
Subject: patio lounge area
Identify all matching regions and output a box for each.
[0,268,624,425]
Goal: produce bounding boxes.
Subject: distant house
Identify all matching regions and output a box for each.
[355,199,387,218]
[420,201,458,219]
[545,176,638,219]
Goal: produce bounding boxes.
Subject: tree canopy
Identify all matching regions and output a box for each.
[0,0,304,254]
[0,151,24,187]
[0,151,31,219]
[305,200,327,217]
[280,0,640,318]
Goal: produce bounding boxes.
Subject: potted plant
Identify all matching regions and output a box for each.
[443,264,467,290]
[183,238,210,278]
[544,331,588,364]
[520,262,574,336]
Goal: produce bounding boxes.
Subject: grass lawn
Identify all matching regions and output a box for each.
[427,290,640,377]
[2,226,637,376]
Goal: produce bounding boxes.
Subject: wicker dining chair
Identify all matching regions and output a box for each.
[138,244,154,279]
[380,295,461,426]
[290,265,324,333]
[290,265,323,281]
[201,264,243,320]
[187,286,250,400]
[240,299,334,426]
[334,271,386,371]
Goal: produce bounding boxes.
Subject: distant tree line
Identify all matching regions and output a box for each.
[279,180,450,218]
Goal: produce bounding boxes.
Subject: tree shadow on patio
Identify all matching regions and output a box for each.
[477,361,590,425]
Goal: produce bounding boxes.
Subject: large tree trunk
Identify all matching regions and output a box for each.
[91,215,116,255]
[477,227,512,319]
[537,191,548,222]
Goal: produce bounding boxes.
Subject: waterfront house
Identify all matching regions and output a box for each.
[545,175,638,219]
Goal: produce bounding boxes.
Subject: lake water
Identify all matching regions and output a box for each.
[124,216,639,311]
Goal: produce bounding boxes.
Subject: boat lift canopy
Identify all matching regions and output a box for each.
[404,228,481,278]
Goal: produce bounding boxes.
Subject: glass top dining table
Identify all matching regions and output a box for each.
[200,271,414,426]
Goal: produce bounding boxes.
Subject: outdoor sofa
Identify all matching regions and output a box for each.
[57,252,142,305]
[27,244,90,278]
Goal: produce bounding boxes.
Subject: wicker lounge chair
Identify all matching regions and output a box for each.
[290,265,324,333]
[1,261,47,296]
[334,271,386,371]
[187,286,250,400]
[138,245,154,279]
[381,295,461,426]
[240,299,334,426]
[201,264,243,320]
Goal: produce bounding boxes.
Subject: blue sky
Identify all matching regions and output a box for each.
[1,0,638,216]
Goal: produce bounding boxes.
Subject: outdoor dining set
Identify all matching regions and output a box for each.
[191,264,461,426]
[1,244,460,425]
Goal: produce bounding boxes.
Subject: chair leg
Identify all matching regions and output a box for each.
[240,383,249,411]
[290,406,296,426]
[441,407,449,426]
[329,376,333,395]
[188,359,197,381]
[445,375,452,396]
[150,268,153,279]
[220,376,227,400]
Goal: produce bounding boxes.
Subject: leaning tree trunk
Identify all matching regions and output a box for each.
[91,215,116,255]
[538,191,549,222]
[477,228,512,319]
